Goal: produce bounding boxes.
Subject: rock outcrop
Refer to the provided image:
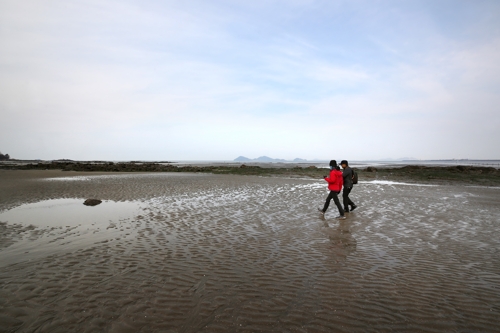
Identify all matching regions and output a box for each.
[83,199,102,206]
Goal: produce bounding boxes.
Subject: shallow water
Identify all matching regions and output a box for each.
[360,180,437,186]
[0,199,144,228]
[0,199,146,267]
[0,173,499,332]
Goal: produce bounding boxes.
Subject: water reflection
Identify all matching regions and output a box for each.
[0,198,145,228]
[0,199,147,267]
[320,217,357,260]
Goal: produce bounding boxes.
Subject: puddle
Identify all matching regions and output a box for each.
[44,176,92,181]
[0,199,145,228]
[0,199,149,267]
[360,180,437,186]
[43,173,207,182]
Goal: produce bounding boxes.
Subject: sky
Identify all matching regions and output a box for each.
[1,0,499,161]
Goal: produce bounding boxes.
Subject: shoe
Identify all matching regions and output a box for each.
[317,208,325,215]
[350,205,357,212]
[344,208,349,213]
[335,215,346,220]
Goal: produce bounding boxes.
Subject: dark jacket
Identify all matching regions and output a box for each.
[342,167,353,188]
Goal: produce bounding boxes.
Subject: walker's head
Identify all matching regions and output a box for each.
[341,160,348,167]
[329,160,337,170]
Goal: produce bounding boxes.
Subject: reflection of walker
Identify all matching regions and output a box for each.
[321,219,357,261]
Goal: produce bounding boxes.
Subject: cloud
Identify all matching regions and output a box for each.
[1,0,499,160]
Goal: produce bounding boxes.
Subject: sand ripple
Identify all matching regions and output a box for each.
[0,172,499,332]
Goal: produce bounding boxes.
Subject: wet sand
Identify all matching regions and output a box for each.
[1,170,499,332]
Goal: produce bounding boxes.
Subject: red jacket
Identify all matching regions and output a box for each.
[324,169,343,192]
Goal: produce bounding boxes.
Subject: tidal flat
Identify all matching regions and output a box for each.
[1,170,499,332]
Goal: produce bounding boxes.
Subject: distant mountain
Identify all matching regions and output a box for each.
[293,158,307,162]
[234,156,252,162]
[254,156,287,162]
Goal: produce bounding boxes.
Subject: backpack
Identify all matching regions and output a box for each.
[352,168,358,185]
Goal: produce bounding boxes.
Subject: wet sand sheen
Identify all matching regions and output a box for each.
[1,170,499,332]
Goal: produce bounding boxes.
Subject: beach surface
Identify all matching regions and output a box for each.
[1,170,499,332]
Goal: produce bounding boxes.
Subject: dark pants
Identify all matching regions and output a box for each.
[322,191,344,216]
[342,187,355,211]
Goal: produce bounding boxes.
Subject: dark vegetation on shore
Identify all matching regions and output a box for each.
[365,165,500,186]
[1,161,500,185]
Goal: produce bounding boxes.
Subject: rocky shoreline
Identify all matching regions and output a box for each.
[0,161,204,172]
[1,161,500,185]
[365,164,500,185]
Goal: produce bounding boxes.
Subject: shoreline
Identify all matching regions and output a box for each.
[1,161,500,186]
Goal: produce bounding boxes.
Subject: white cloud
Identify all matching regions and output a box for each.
[1,0,499,160]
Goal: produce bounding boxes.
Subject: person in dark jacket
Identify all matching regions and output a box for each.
[318,160,346,219]
[340,160,357,213]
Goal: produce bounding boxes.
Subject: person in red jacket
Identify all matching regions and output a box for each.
[318,160,346,219]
